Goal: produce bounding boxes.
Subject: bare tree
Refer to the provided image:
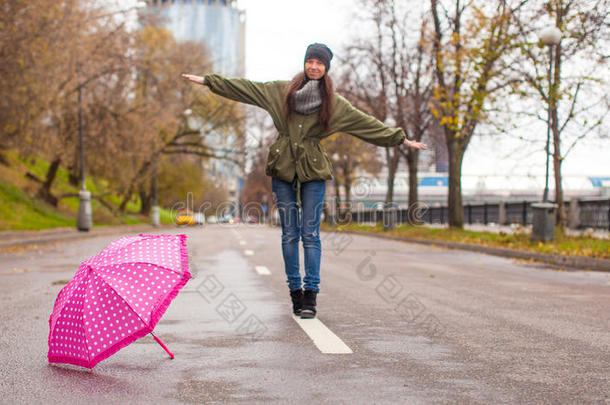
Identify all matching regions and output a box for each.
[396,14,436,213]
[429,0,526,228]
[340,1,400,210]
[509,0,610,228]
[340,0,437,227]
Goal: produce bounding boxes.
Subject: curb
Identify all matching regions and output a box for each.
[0,224,175,250]
[335,229,610,272]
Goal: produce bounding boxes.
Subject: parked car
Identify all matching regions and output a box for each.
[219,214,234,224]
[207,215,218,224]
[176,210,195,226]
[193,212,205,225]
[245,215,259,224]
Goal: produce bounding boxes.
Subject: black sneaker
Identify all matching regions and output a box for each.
[300,289,317,319]
[290,289,303,315]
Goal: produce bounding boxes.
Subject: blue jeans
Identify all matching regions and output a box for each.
[271,177,326,293]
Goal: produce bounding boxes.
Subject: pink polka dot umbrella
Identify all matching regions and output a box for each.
[47,233,192,369]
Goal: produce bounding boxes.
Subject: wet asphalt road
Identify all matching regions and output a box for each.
[0,224,609,404]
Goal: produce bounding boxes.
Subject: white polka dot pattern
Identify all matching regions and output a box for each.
[47,234,191,369]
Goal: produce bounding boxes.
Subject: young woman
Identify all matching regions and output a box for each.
[182,43,426,319]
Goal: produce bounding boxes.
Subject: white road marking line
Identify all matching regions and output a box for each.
[239,240,246,246]
[254,265,271,275]
[292,315,353,354]
[244,250,254,256]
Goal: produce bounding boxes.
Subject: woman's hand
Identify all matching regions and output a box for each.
[403,139,428,150]
[181,73,204,85]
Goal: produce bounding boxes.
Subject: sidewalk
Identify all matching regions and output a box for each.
[0,223,174,250]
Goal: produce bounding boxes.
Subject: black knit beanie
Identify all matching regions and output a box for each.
[304,43,333,72]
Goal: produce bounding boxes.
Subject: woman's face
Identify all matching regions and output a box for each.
[305,58,326,80]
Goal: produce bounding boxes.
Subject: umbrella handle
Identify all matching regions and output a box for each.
[151,332,174,359]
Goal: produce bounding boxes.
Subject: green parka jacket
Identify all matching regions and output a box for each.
[204,74,406,204]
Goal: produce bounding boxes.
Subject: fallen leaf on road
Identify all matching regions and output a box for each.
[12,268,28,273]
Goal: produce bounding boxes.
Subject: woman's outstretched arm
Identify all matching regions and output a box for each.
[181,73,272,110]
[331,95,427,150]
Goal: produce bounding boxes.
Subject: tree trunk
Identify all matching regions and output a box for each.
[551,17,565,230]
[344,174,352,223]
[385,146,400,205]
[36,157,61,206]
[447,139,464,228]
[139,184,151,216]
[406,152,420,224]
[333,176,342,224]
[119,189,133,213]
[551,109,564,229]
[119,159,153,212]
[322,197,330,224]
[68,165,79,187]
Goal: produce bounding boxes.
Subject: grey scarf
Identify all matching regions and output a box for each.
[293,80,322,115]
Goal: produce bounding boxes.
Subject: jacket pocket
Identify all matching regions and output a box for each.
[265,136,287,177]
[299,142,332,181]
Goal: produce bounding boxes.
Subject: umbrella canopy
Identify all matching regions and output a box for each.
[48,233,191,369]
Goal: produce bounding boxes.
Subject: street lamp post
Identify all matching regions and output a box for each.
[531,26,561,243]
[151,159,160,227]
[76,79,92,231]
[539,26,561,203]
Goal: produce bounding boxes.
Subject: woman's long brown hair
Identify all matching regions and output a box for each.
[283,72,335,131]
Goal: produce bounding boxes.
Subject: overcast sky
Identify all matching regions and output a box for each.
[234,0,609,182]
[235,0,353,81]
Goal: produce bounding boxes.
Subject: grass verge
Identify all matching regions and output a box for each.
[0,150,175,230]
[322,222,610,260]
